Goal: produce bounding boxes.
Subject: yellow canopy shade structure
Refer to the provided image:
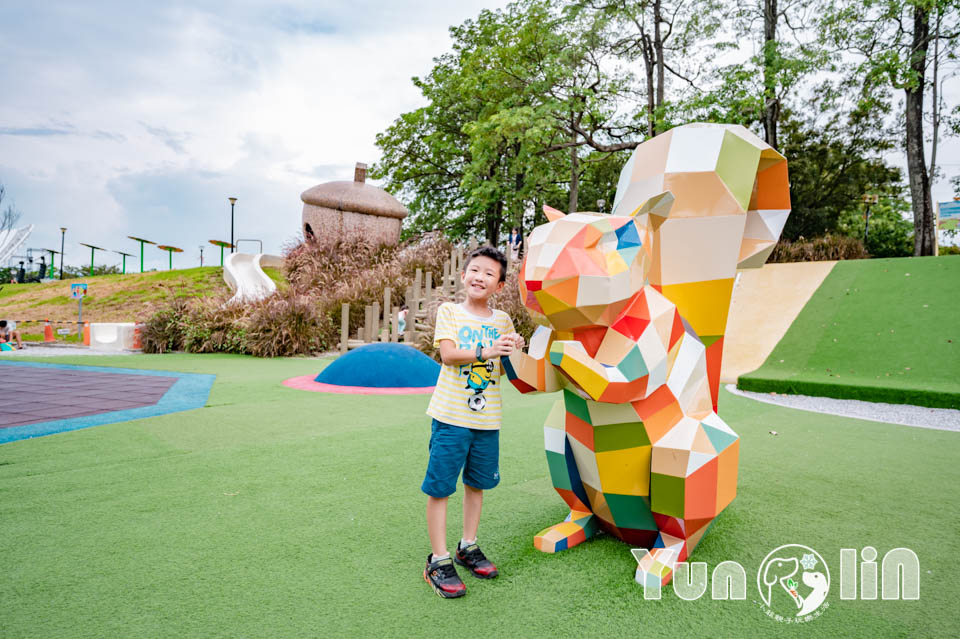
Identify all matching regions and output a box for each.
[78,243,107,276]
[157,245,184,270]
[127,236,157,273]
[208,239,234,266]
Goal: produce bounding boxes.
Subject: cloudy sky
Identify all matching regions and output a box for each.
[1,1,957,272]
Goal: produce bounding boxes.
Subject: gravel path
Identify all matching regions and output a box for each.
[726,384,960,432]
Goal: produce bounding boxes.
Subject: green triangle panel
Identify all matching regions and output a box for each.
[716,130,761,211]
[702,423,738,453]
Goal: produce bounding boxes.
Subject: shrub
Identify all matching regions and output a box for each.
[181,298,248,354]
[245,290,329,357]
[939,244,960,255]
[139,296,190,353]
[282,232,453,344]
[769,234,869,262]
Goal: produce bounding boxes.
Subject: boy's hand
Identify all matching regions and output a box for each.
[507,332,525,351]
[483,335,516,359]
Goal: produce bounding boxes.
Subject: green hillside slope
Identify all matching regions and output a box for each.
[738,256,960,408]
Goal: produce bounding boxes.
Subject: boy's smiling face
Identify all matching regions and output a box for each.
[462,255,504,302]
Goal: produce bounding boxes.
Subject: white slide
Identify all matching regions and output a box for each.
[223,253,284,304]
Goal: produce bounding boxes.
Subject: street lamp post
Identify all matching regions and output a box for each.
[199,245,205,267]
[59,227,66,279]
[229,197,237,254]
[863,194,879,244]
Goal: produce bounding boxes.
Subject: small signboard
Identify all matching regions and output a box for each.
[70,283,88,299]
[57,328,70,335]
[938,200,960,231]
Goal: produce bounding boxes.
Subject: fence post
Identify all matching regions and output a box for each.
[340,303,349,354]
[414,268,422,309]
[364,305,373,343]
[391,306,399,342]
[372,301,380,342]
[425,271,433,308]
[383,287,392,339]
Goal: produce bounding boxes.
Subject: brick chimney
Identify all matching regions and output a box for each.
[354,162,367,184]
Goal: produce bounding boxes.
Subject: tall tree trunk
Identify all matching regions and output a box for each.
[569,133,580,213]
[762,0,779,149]
[654,0,664,110]
[487,201,504,246]
[642,34,656,137]
[905,4,935,256]
[929,7,942,180]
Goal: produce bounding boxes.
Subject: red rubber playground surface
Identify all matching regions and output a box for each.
[282,374,435,395]
[0,364,178,428]
[0,361,215,443]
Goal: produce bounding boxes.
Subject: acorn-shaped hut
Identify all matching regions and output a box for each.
[300,162,408,246]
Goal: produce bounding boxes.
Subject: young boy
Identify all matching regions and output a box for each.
[0,320,23,349]
[421,246,524,598]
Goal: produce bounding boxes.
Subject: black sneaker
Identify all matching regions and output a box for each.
[423,554,466,598]
[455,543,499,579]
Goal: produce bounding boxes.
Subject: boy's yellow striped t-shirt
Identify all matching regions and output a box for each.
[426,302,515,430]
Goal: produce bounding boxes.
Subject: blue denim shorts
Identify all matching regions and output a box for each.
[421,419,500,498]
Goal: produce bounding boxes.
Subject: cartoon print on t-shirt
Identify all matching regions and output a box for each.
[464,360,496,411]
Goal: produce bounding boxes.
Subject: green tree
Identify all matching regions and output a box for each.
[777,96,904,241]
[821,0,960,255]
[374,0,644,244]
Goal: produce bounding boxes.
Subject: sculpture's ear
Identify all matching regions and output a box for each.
[629,191,674,230]
[543,204,566,222]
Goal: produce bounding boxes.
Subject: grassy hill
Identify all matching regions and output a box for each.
[738,256,960,408]
[0,268,230,337]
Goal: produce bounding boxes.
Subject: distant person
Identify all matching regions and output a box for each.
[38,256,46,279]
[507,227,522,264]
[16,261,25,284]
[398,304,409,334]
[0,320,23,349]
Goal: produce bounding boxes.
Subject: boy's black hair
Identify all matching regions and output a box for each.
[0,321,6,328]
[464,246,508,283]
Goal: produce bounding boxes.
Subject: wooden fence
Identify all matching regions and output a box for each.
[337,238,522,353]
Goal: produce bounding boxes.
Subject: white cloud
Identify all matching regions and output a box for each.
[0,0,509,271]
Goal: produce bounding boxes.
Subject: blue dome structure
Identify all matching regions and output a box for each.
[314,343,440,390]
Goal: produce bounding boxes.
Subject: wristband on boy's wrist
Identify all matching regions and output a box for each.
[476,343,485,362]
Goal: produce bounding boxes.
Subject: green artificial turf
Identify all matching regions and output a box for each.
[1,354,957,637]
[738,257,960,408]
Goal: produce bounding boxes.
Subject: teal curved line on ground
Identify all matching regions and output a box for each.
[0,361,214,444]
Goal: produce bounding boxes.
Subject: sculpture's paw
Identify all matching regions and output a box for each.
[533,510,597,553]
[633,548,678,587]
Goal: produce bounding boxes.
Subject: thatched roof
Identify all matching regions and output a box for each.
[301,163,408,220]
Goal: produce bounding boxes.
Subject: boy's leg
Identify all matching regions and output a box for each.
[422,420,472,558]
[426,496,449,559]
[457,429,500,578]
[422,420,472,598]
[462,485,483,543]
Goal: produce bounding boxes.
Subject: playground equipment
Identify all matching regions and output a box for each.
[301,162,408,246]
[283,343,440,395]
[88,323,142,352]
[157,245,183,270]
[223,253,282,304]
[113,250,136,274]
[208,240,233,266]
[79,243,107,276]
[0,225,34,265]
[127,236,156,273]
[503,123,791,586]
